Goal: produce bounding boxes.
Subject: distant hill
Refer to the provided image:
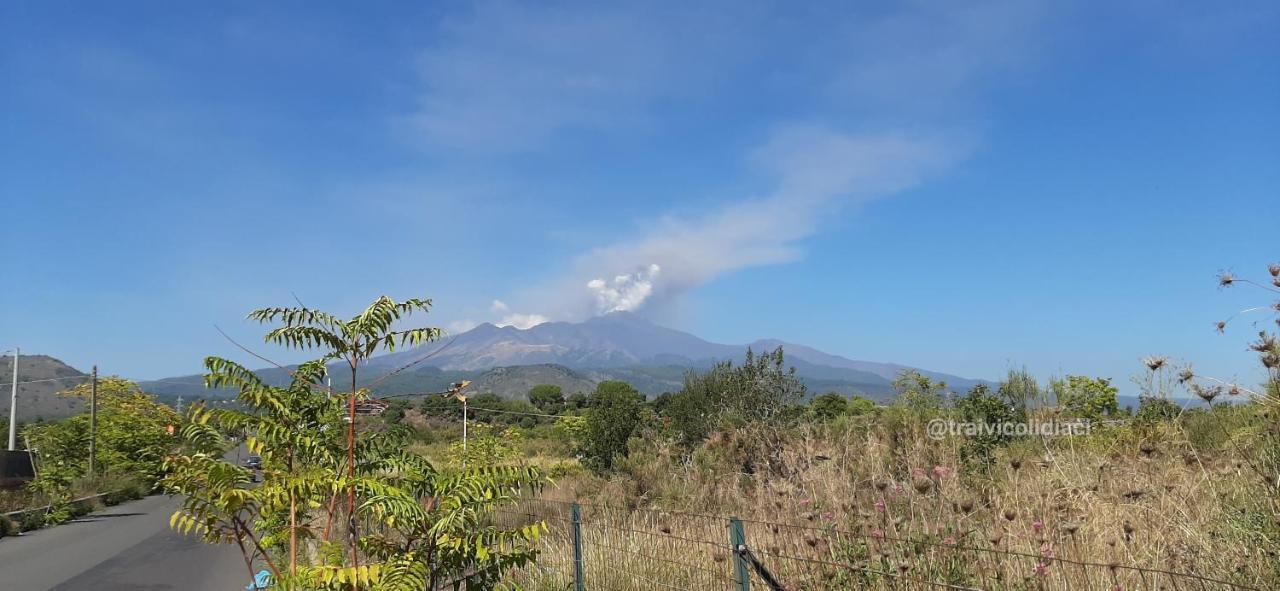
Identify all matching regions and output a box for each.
[0,355,91,422]
[142,312,988,401]
[367,312,988,397]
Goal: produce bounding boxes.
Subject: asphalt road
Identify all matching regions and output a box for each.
[0,494,256,591]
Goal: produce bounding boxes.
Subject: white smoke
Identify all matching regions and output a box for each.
[490,300,549,329]
[586,264,661,314]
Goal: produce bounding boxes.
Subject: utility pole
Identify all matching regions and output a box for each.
[88,366,98,477]
[8,348,18,451]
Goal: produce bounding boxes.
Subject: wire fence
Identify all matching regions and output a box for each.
[493,499,1263,591]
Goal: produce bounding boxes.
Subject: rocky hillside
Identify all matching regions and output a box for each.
[0,354,90,422]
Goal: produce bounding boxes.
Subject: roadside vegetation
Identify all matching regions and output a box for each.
[1,377,175,535]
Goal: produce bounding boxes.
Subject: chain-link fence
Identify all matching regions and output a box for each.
[495,499,1262,591]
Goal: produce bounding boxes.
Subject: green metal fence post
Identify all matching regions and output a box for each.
[730,517,750,591]
[572,502,585,591]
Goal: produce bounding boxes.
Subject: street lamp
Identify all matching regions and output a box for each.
[443,380,472,464]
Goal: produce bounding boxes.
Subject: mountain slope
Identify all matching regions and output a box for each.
[369,312,737,371]
[366,312,986,396]
[0,355,90,422]
[142,312,987,401]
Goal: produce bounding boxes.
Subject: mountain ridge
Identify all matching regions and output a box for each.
[138,312,989,400]
[360,311,987,395]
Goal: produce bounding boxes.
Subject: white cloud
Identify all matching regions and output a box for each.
[496,313,549,330]
[446,301,549,333]
[490,300,548,329]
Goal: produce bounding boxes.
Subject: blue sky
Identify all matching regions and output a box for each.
[2,1,1277,393]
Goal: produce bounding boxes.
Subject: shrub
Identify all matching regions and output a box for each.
[1053,375,1120,420]
[582,381,644,472]
[810,392,847,421]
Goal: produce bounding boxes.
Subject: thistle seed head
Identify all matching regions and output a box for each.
[1177,367,1195,384]
[1191,383,1222,404]
[1142,356,1168,372]
[1139,441,1157,456]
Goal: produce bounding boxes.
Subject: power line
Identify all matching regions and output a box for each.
[446,405,562,419]
[0,375,93,388]
[375,390,566,419]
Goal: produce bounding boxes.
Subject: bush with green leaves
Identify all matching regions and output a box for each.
[953,383,1021,470]
[23,377,180,489]
[550,414,588,457]
[526,384,565,414]
[581,380,644,472]
[1052,375,1120,420]
[809,392,848,421]
[448,422,523,467]
[890,369,948,414]
[662,347,806,448]
[165,297,546,591]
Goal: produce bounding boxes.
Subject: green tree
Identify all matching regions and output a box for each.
[891,369,947,412]
[809,392,847,421]
[527,384,565,414]
[954,384,1020,470]
[997,366,1039,417]
[449,423,523,467]
[846,395,877,416]
[248,296,442,569]
[419,395,453,419]
[24,377,179,489]
[1052,375,1119,420]
[166,355,546,590]
[551,415,588,457]
[381,399,409,424]
[468,393,507,423]
[663,347,806,447]
[664,387,713,448]
[565,392,589,411]
[582,381,643,472]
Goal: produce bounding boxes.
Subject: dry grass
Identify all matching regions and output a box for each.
[504,408,1278,590]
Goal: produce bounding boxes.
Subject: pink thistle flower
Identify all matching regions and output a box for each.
[943,537,956,546]
[911,467,926,477]
[1040,543,1055,559]
[872,528,885,540]
[800,498,813,506]
[932,465,954,479]
[894,483,904,494]
[874,499,886,513]
[1032,519,1044,533]
[1034,562,1049,576]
